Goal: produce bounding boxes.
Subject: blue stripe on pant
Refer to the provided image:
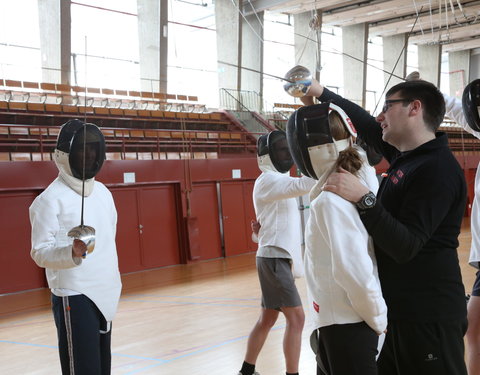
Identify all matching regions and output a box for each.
[51,293,112,375]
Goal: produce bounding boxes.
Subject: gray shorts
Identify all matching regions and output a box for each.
[256,257,302,310]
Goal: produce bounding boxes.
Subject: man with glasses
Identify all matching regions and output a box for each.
[300,79,467,375]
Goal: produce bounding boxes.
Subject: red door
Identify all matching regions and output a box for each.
[111,189,142,273]
[112,184,181,271]
[189,182,222,260]
[0,192,46,293]
[139,185,181,268]
[220,180,256,256]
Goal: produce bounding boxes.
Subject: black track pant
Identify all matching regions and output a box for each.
[314,322,379,375]
[377,319,467,375]
[52,293,112,375]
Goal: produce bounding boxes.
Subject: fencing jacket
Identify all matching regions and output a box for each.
[253,172,315,278]
[30,178,122,322]
[318,88,467,322]
[304,161,387,335]
[444,93,480,268]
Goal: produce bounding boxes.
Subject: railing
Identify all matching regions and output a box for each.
[219,88,273,136]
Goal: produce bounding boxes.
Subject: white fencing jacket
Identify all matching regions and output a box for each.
[30,178,122,322]
[444,94,480,268]
[253,172,315,278]
[304,162,387,334]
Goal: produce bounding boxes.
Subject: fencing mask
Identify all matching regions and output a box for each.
[286,102,356,180]
[56,119,106,180]
[462,79,480,132]
[257,130,294,173]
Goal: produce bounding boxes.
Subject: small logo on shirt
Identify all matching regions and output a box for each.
[313,301,319,313]
[424,353,438,362]
[390,169,405,185]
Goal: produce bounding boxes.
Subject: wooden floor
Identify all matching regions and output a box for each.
[0,218,476,375]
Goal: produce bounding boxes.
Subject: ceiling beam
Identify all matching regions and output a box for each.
[243,0,353,15]
[322,0,431,26]
[369,3,480,37]
[409,23,480,45]
[441,37,480,52]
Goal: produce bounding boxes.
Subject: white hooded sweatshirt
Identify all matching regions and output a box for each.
[29,155,122,322]
[304,158,387,335]
[253,171,315,278]
[443,93,480,268]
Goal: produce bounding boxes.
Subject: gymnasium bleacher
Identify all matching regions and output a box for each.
[0,78,261,161]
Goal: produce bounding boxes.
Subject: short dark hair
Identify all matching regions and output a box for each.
[386,80,445,132]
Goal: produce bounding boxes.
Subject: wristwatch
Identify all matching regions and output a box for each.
[356,191,376,210]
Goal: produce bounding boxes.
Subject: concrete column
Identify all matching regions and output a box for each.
[294,11,322,81]
[241,11,264,102]
[471,48,480,81]
[448,50,471,98]
[216,0,242,91]
[418,44,441,87]
[38,0,71,84]
[342,23,368,107]
[137,0,167,93]
[382,34,408,91]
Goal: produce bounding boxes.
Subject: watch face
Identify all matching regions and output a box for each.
[365,196,374,206]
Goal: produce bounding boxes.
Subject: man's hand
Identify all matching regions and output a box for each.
[251,220,261,234]
[323,168,369,203]
[72,239,87,258]
[299,79,324,106]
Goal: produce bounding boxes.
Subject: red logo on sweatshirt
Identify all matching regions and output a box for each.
[390,169,404,185]
[313,301,320,313]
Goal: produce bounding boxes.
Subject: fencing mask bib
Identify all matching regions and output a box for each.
[286,102,356,180]
[257,130,294,173]
[463,79,480,132]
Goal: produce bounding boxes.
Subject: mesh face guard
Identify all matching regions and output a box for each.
[257,130,293,173]
[57,120,106,180]
[267,130,294,174]
[287,102,356,179]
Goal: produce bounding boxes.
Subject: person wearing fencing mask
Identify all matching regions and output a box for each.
[287,102,387,375]
[29,119,121,375]
[238,130,315,375]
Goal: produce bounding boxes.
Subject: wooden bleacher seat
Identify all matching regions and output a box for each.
[44,103,65,112]
[62,105,79,114]
[6,80,29,102]
[27,103,45,112]
[123,109,138,117]
[8,102,28,111]
[124,152,137,160]
[40,82,62,104]
[137,152,152,160]
[137,109,151,117]
[144,130,158,138]
[11,152,31,161]
[78,106,95,114]
[193,152,207,159]
[150,110,164,118]
[106,152,122,160]
[94,107,109,115]
[109,108,124,116]
[0,152,10,161]
[29,127,48,137]
[130,130,144,138]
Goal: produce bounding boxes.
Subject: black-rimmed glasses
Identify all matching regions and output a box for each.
[382,99,413,113]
